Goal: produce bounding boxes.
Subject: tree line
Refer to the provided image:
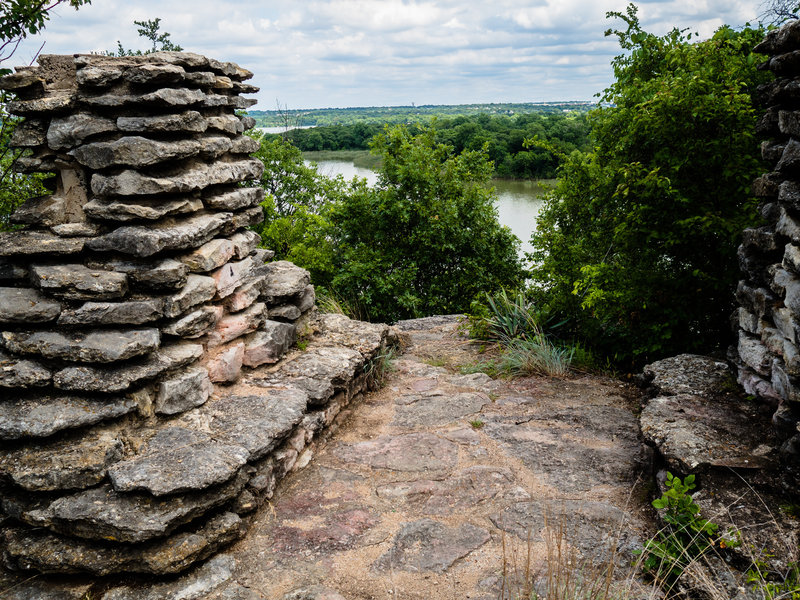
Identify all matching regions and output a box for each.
[268,111,591,179]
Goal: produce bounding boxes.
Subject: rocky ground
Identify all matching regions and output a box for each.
[2,315,797,600]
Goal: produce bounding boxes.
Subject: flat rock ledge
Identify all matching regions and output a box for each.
[639,353,799,586]
[1,313,398,577]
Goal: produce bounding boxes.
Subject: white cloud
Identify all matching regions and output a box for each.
[8,0,764,108]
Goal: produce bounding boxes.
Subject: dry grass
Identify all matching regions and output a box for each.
[499,481,800,600]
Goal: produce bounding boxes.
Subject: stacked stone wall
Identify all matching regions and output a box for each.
[735,23,800,460]
[0,53,394,577]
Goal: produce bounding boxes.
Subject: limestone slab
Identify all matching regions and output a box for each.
[335,433,459,472]
[53,352,172,393]
[372,519,490,573]
[123,63,185,84]
[91,159,263,197]
[155,368,212,415]
[180,239,236,272]
[10,194,70,226]
[3,511,244,575]
[51,223,100,237]
[76,66,123,87]
[57,299,164,326]
[117,111,207,133]
[0,348,51,388]
[88,213,233,257]
[25,469,249,543]
[205,115,240,134]
[263,346,363,404]
[32,264,128,301]
[229,229,261,259]
[108,427,248,496]
[0,231,85,257]
[199,389,308,461]
[6,93,73,116]
[211,257,255,298]
[391,392,488,428]
[261,260,311,303]
[642,354,734,397]
[205,343,244,383]
[269,304,301,321]
[47,113,117,150]
[165,274,217,317]
[199,136,233,158]
[0,394,138,440]
[87,257,189,291]
[230,135,260,154]
[84,196,203,221]
[207,302,267,347]
[74,137,201,169]
[641,394,775,472]
[2,328,159,363]
[0,287,61,323]
[162,305,223,338]
[204,187,264,211]
[242,321,296,367]
[0,428,124,491]
[101,554,235,600]
[9,118,46,147]
[225,275,265,312]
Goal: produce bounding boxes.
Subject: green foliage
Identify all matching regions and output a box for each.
[466,289,577,377]
[111,17,183,56]
[0,104,50,230]
[252,126,526,324]
[748,558,800,600]
[272,112,590,180]
[529,5,771,367]
[471,289,568,343]
[327,124,525,322]
[0,0,90,65]
[0,0,81,226]
[248,102,594,128]
[640,473,737,588]
[249,135,345,287]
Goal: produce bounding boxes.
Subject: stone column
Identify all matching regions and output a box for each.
[736,22,800,463]
[0,53,319,575]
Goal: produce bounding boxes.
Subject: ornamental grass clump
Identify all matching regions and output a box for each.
[467,289,577,377]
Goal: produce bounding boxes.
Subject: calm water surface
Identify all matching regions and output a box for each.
[308,160,548,257]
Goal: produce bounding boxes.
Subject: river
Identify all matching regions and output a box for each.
[307,159,549,257]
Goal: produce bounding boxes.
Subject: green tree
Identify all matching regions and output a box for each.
[529,5,770,366]
[112,17,182,56]
[250,135,346,286]
[1,0,90,66]
[327,125,526,322]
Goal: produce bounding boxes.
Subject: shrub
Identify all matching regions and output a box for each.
[529,5,771,367]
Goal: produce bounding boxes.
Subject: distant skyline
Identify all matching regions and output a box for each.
[10,0,766,110]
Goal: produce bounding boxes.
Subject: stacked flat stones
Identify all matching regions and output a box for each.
[736,22,800,462]
[0,53,394,577]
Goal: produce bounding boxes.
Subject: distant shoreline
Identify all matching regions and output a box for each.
[248,101,596,128]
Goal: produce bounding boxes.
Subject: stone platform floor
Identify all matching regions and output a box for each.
[0,316,654,599]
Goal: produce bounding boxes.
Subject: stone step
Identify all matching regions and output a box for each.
[0,392,138,440]
[1,328,160,363]
[0,425,125,492]
[2,511,244,576]
[0,314,396,575]
[20,469,250,543]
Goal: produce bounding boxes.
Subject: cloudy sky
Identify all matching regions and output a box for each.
[10,0,765,109]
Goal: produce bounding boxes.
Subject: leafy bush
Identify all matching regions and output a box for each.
[640,473,737,588]
[326,125,526,322]
[252,128,526,323]
[529,5,771,367]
